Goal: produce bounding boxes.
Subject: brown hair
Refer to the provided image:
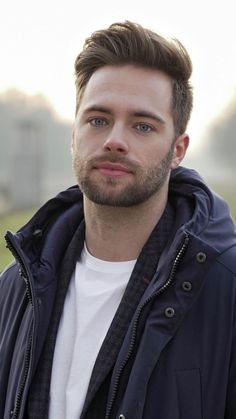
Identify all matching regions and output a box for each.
[74,21,193,135]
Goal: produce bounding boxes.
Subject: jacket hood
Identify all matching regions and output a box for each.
[169,167,236,254]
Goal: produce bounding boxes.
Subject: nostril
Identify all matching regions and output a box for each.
[103,135,129,154]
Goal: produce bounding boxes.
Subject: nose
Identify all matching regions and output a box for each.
[103,125,129,154]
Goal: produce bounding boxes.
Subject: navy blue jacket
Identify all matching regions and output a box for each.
[1,167,236,419]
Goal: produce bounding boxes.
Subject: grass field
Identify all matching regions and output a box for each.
[1,196,236,272]
[0,209,36,271]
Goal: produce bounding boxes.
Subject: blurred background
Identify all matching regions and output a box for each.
[0,0,235,270]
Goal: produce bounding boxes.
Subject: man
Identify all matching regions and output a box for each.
[0,21,236,419]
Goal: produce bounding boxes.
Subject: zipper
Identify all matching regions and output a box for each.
[11,335,33,419]
[5,232,34,418]
[105,232,190,419]
[5,232,33,305]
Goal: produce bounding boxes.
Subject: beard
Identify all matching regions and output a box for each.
[73,146,174,207]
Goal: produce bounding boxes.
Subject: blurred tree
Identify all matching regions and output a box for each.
[0,90,73,213]
[206,93,236,167]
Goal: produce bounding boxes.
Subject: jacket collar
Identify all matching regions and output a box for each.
[7,166,236,289]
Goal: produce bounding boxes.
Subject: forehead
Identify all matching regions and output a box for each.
[79,65,173,117]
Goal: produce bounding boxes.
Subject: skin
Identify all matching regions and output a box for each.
[72,65,189,261]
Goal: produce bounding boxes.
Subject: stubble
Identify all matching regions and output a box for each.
[73,146,174,207]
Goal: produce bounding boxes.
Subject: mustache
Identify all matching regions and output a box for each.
[85,153,138,171]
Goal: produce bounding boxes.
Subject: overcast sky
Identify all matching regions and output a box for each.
[1,0,235,151]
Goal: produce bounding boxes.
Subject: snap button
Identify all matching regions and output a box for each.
[32,228,43,239]
[196,252,207,263]
[119,415,126,419]
[182,281,192,292]
[164,307,175,318]
[37,298,42,305]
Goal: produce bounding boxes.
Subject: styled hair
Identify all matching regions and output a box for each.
[74,21,193,135]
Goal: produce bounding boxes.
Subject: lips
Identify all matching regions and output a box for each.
[94,162,133,177]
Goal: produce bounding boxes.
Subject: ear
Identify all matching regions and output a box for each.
[171,133,189,169]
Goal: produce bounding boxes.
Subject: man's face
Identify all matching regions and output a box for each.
[72,65,188,207]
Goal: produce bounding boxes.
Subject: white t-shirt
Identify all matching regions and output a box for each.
[48,244,136,419]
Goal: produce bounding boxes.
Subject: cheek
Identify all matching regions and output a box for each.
[73,131,87,153]
[73,136,98,163]
[144,145,168,164]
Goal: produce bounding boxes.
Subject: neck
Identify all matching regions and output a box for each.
[84,189,168,261]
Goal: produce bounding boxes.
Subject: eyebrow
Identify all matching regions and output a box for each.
[132,111,165,125]
[82,105,165,125]
[83,105,112,115]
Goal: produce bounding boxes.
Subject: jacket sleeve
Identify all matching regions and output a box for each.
[0,262,28,418]
[225,275,236,419]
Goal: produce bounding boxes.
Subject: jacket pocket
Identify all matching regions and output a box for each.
[175,368,202,419]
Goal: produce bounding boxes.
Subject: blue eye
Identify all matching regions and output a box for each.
[136,123,152,133]
[90,118,107,126]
